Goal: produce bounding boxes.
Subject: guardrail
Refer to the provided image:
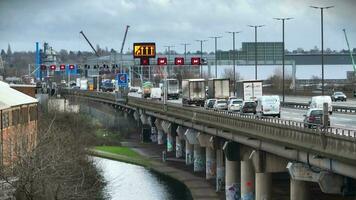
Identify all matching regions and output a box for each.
[282,101,356,114]
[61,89,356,165]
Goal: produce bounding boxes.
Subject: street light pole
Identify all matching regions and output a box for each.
[196,40,207,78]
[164,45,174,105]
[248,25,264,80]
[180,43,191,63]
[209,36,222,78]
[311,5,334,96]
[227,31,241,95]
[274,17,292,103]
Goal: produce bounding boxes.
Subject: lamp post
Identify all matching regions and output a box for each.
[209,36,222,78]
[248,25,264,80]
[226,31,241,95]
[310,5,334,96]
[180,43,191,63]
[163,45,174,105]
[274,17,292,103]
[196,40,208,78]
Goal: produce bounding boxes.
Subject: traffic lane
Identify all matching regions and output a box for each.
[281,108,356,130]
[284,95,356,107]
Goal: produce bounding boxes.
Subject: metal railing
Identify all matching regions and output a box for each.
[282,101,356,114]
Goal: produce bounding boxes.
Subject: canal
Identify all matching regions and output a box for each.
[93,156,192,200]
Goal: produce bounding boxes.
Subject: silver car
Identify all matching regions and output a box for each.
[228,99,243,112]
[213,99,228,110]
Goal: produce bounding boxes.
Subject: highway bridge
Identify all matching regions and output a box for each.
[61,89,356,200]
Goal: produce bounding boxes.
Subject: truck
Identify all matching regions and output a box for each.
[142,81,153,98]
[166,79,180,99]
[80,79,88,90]
[207,78,230,99]
[150,87,162,100]
[182,79,206,106]
[236,80,263,101]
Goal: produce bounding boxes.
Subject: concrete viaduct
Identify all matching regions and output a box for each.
[62,90,356,200]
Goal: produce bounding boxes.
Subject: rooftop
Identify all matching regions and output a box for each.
[0,81,38,109]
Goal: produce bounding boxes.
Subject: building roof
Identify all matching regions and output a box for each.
[0,81,38,109]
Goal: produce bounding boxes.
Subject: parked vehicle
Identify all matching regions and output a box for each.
[309,96,333,115]
[182,79,206,106]
[204,99,217,109]
[331,91,347,101]
[303,108,330,128]
[228,99,243,112]
[213,99,228,110]
[142,82,153,98]
[241,101,257,114]
[166,79,180,99]
[236,80,263,101]
[256,95,281,118]
[207,78,230,99]
[150,87,162,100]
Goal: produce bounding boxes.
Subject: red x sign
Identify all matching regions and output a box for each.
[175,57,184,65]
[191,57,201,65]
[60,64,66,70]
[157,57,167,65]
[50,65,56,70]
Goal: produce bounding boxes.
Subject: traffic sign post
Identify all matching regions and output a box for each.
[116,73,128,88]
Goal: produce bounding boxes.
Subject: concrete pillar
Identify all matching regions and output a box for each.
[185,140,194,165]
[256,173,272,200]
[167,132,174,152]
[216,149,225,192]
[206,147,216,180]
[225,159,240,200]
[157,129,164,145]
[150,126,157,143]
[241,160,255,200]
[193,144,205,172]
[291,179,310,200]
[176,136,183,158]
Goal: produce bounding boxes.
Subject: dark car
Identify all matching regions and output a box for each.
[303,108,330,129]
[101,82,115,92]
[331,91,347,102]
[204,99,217,109]
[241,101,256,114]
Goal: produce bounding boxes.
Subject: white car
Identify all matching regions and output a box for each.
[256,95,281,118]
[228,99,243,112]
[213,99,228,110]
[227,96,237,104]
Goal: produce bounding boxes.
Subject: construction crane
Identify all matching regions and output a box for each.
[343,29,356,73]
[120,25,130,72]
[80,30,99,57]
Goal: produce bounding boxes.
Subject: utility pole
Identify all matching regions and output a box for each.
[311,5,334,96]
[248,25,264,80]
[180,43,191,62]
[164,45,174,105]
[274,18,292,103]
[226,31,241,95]
[196,40,207,78]
[209,36,222,78]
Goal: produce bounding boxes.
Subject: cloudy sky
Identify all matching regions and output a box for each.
[1,0,356,53]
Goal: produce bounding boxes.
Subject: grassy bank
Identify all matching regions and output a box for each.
[90,146,150,167]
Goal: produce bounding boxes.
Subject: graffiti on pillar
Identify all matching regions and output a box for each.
[167,137,173,152]
[150,127,157,142]
[226,183,240,200]
[186,153,193,165]
[194,155,205,171]
[241,193,254,200]
[176,142,182,158]
[216,166,225,192]
[157,130,163,145]
[206,160,216,178]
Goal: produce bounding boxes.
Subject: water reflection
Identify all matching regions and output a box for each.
[93,157,192,200]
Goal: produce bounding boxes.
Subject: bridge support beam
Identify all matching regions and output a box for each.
[291,179,310,200]
[241,160,255,200]
[185,128,198,165]
[255,172,272,200]
[206,147,216,180]
[176,126,186,158]
[186,140,194,165]
[193,144,205,172]
[216,148,225,192]
[162,121,174,152]
[223,141,240,200]
[154,119,164,145]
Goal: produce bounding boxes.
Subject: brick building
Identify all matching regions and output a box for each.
[0,81,38,167]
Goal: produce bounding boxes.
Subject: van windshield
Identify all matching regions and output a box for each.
[263,97,278,103]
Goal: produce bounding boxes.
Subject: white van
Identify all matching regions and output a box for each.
[309,96,332,114]
[256,95,281,118]
[150,87,162,100]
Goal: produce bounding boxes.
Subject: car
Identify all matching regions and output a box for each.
[227,96,237,104]
[213,99,228,110]
[331,91,347,102]
[204,99,217,109]
[101,82,115,92]
[303,108,330,129]
[256,95,281,118]
[309,96,333,115]
[241,100,256,114]
[227,99,243,112]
